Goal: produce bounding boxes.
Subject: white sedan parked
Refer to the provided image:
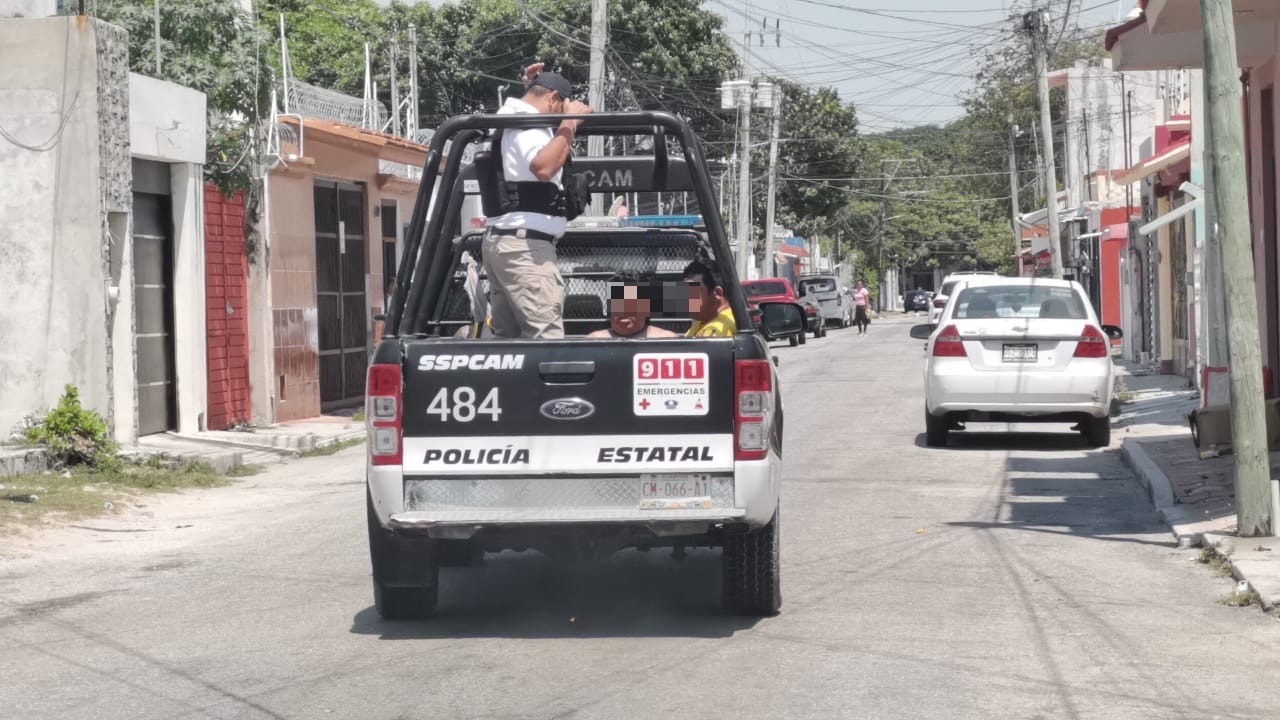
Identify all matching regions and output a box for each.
[910,277,1122,448]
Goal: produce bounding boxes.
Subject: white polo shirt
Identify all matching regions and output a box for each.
[486,97,568,237]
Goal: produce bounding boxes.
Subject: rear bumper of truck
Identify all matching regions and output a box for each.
[368,456,779,539]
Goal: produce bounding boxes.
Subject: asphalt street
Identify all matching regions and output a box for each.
[3,317,1280,720]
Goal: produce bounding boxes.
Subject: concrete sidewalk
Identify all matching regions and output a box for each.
[1114,360,1280,611]
[3,413,366,478]
[130,415,366,473]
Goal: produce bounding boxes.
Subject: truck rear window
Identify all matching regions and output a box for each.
[798,278,836,294]
[433,231,707,337]
[953,285,1087,319]
[744,281,787,297]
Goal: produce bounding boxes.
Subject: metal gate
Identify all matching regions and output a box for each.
[314,180,368,409]
[1170,199,1190,375]
[133,190,177,435]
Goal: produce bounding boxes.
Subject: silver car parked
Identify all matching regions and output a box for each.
[797,274,853,328]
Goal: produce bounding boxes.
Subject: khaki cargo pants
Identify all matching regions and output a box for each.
[481,231,565,339]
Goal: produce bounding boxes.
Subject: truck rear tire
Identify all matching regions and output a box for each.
[367,489,438,620]
[722,508,782,616]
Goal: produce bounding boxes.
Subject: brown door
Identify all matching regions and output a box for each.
[314,180,368,410]
[1262,87,1278,396]
[381,200,398,302]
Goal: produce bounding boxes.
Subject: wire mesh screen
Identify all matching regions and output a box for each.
[431,232,708,337]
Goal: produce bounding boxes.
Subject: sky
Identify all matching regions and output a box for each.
[372,0,1138,129]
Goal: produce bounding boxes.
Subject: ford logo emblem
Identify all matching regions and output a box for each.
[539,397,595,421]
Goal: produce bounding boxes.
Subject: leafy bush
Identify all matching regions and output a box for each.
[25,385,118,468]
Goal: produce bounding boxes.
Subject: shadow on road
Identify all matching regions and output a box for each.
[945,460,1175,548]
[350,548,764,640]
[912,430,1096,451]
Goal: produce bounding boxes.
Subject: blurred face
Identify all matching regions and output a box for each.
[856,281,865,290]
[685,276,721,321]
[528,86,566,114]
[608,285,651,336]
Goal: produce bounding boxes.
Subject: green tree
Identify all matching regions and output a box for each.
[263,0,740,147]
[95,0,271,195]
[261,0,386,98]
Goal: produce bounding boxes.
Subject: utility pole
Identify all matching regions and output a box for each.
[763,88,783,279]
[878,158,915,312]
[588,0,607,215]
[1025,10,1065,279]
[408,24,419,138]
[390,40,401,137]
[736,81,753,282]
[1008,120,1021,258]
[362,43,373,130]
[1201,0,1271,536]
[153,0,162,78]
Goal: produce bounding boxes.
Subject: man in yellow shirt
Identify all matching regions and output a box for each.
[683,261,737,337]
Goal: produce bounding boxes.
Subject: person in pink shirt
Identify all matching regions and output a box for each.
[853,280,871,334]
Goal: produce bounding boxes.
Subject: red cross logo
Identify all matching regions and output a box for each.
[639,398,651,410]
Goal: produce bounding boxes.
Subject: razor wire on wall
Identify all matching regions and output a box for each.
[288,80,388,130]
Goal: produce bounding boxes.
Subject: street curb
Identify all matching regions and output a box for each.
[1202,533,1280,613]
[165,432,303,458]
[164,428,365,457]
[1120,437,1192,546]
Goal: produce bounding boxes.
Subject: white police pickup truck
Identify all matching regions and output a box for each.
[365,111,803,620]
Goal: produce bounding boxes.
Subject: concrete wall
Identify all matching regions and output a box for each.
[1063,61,1163,205]
[2,1,56,18]
[0,18,210,443]
[170,163,208,433]
[248,182,276,427]
[129,73,205,164]
[127,73,208,437]
[0,17,114,438]
[264,133,421,421]
[266,161,321,421]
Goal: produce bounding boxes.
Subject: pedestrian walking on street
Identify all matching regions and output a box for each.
[853,280,871,334]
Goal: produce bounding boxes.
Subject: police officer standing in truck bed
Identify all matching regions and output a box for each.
[481,63,593,339]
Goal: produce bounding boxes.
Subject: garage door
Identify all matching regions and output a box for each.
[314,180,368,410]
[133,190,177,435]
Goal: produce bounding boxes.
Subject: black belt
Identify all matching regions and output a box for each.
[486,227,560,242]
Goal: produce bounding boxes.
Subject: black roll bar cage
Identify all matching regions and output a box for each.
[384,111,751,338]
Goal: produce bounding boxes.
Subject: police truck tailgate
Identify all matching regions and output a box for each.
[401,338,737,478]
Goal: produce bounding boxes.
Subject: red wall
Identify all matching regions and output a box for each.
[204,185,251,430]
[1101,237,1124,332]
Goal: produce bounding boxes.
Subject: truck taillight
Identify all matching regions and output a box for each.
[735,359,772,461]
[1073,325,1109,358]
[932,325,966,357]
[367,363,402,466]
[933,298,946,309]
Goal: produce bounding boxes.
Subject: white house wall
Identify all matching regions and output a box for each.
[0,17,121,439]
[128,72,208,435]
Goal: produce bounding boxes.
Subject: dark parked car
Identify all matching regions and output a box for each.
[903,288,931,313]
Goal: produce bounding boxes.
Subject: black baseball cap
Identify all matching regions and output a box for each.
[530,71,575,99]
